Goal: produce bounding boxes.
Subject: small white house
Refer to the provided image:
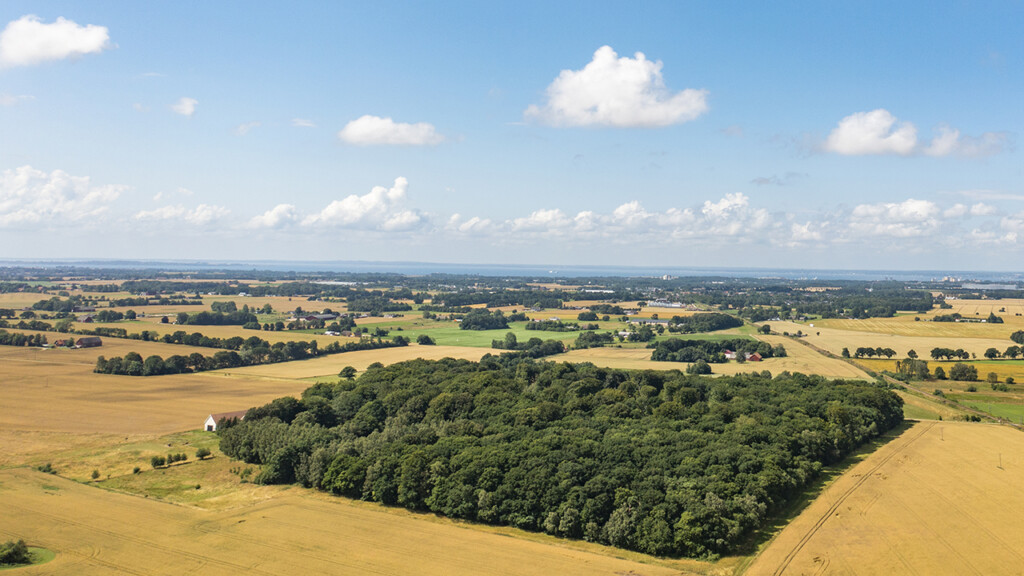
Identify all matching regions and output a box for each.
[204,410,247,432]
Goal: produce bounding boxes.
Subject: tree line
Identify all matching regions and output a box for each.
[94,336,408,376]
[650,338,786,364]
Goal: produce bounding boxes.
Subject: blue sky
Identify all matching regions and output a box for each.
[1,1,1022,270]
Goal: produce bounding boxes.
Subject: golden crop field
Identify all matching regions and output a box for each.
[0,291,52,308]
[0,467,716,576]
[218,344,490,379]
[764,321,1014,359]
[746,421,1024,576]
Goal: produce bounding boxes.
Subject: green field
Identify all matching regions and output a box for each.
[963,402,1024,422]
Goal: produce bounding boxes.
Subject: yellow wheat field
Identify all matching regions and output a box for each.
[746,421,1024,575]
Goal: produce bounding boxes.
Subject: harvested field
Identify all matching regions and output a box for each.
[218,344,490,379]
[746,421,1024,576]
[0,467,712,576]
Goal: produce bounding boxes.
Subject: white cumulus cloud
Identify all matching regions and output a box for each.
[171,97,198,117]
[849,198,941,237]
[824,109,918,155]
[524,45,709,128]
[337,115,443,146]
[0,165,123,227]
[291,118,316,128]
[825,110,1007,157]
[0,15,111,68]
[249,204,300,229]
[303,177,424,230]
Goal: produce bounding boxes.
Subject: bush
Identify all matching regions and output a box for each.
[966,384,978,392]
[416,334,435,345]
[150,455,166,468]
[0,539,30,565]
[36,463,55,474]
[196,447,212,460]
[133,466,141,474]
[91,469,100,480]
[1007,376,1016,385]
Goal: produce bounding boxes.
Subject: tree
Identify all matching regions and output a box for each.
[987,372,999,384]
[984,348,1001,360]
[934,366,946,380]
[758,324,771,335]
[196,447,212,460]
[1012,330,1024,345]
[686,359,712,375]
[949,363,978,382]
[150,455,166,468]
[416,334,435,345]
[907,349,918,359]
[841,347,850,358]
[339,366,357,379]
[0,539,30,565]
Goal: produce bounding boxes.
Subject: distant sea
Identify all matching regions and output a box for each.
[3,258,1024,283]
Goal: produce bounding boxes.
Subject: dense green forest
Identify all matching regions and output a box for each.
[219,358,902,558]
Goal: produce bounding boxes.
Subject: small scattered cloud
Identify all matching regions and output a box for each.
[446,214,494,235]
[825,109,1008,157]
[337,115,443,146]
[0,165,124,227]
[291,118,316,128]
[524,45,708,128]
[0,93,32,106]
[132,102,148,112]
[720,125,744,137]
[751,172,806,186]
[171,97,197,117]
[133,203,229,226]
[235,121,260,136]
[958,189,1024,202]
[0,15,111,68]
